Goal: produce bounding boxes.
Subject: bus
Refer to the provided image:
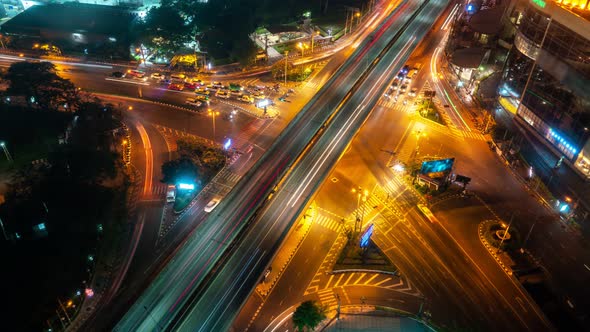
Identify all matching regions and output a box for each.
[417,204,438,223]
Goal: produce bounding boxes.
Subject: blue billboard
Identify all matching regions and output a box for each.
[360,224,374,248]
[420,158,455,178]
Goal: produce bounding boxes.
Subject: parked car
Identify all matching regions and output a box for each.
[111,71,124,78]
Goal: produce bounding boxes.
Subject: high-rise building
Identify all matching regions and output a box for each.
[498,0,590,177]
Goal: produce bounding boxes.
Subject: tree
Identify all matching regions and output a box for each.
[231,38,259,67]
[4,61,80,111]
[161,158,200,184]
[292,300,326,332]
[132,6,190,60]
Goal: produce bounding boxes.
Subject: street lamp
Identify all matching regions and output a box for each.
[298,42,304,56]
[413,130,427,159]
[351,186,369,233]
[355,11,361,27]
[311,31,320,53]
[284,50,289,87]
[0,141,13,162]
[208,109,220,141]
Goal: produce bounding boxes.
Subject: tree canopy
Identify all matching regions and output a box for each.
[132,5,190,60]
[161,157,200,184]
[292,300,326,331]
[3,61,80,111]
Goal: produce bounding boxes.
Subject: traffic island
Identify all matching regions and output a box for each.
[332,229,397,273]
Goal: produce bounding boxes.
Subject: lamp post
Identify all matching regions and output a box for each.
[208,109,220,141]
[413,130,427,160]
[355,11,361,27]
[497,213,515,254]
[1,141,13,162]
[352,186,368,233]
[284,50,289,87]
[298,42,304,56]
[311,31,319,53]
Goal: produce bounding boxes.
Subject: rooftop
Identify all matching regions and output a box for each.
[1,3,133,36]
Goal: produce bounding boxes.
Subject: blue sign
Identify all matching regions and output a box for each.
[360,224,374,248]
[178,183,195,190]
[420,158,455,177]
[224,138,232,150]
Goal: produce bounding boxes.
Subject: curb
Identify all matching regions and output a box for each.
[478,220,513,276]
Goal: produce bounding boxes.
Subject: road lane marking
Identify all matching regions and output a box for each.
[355,273,367,284]
[373,277,392,286]
[585,264,590,271]
[325,274,335,289]
[363,274,380,285]
[332,274,345,288]
[344,273,356,286]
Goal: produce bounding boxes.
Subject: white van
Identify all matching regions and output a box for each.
[166,185,176,203]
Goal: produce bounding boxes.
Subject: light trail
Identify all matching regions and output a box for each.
[288,37,416,208]
[134,122,153,196]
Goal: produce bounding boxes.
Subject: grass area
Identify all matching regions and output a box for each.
[417,99,444,125]
[173,189,197,212]
[273,43,299,55]
[334,232,397,272]
[0,106,72,171]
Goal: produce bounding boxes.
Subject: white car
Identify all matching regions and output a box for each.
[408,88,417,97]
[151,72,164,80]
[204,198,220,213]
[185,98,202,107]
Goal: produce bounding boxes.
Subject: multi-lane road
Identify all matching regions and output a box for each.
[164,0,457,330]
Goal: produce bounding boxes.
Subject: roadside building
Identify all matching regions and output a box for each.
[0,2,134,58]
[444,0,519,104]
[497,0,590,177]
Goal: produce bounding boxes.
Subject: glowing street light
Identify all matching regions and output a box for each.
[298,42,304,56]
[311,30,320,53]
[0,141,13,162]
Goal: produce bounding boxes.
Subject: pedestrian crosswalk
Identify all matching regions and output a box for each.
[213,168,242,187]
[462,130,487,141]
[314,214,343,233]
[151,183,168,197]
[317,288,339,308]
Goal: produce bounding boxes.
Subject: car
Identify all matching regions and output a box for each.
[408,88,418,97]
[168,83,184,91]
[230,90,243,97]
[111,71,124,78]
[125,69,146,79]
[151,72,164,79]
[184,82,198,90]
[190,78,204,85]
[166,185,176,203]
[391,81,399,90]
[263,267,272,280]
[170,73,186,80]
[240,95,253,103]
[204,198,220,213]
[211,81,224,89]
[252,91,265,99]
[195,94,210,102]
[215,90,230,99]
[185,98,202,107]
[399,84,408,93]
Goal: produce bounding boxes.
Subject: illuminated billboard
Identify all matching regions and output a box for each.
[360,224,374,248]
[420,158,454,178]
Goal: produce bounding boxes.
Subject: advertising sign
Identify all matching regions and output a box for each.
[420,158,455,178]
[360,224,374,248]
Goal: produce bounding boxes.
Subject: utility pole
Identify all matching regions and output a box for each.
[497,213,515,254]
[1,141,13,162]
[284,51,288,87]
[0,216,8,241]
[57,298,71,324]
[521,218,538,252]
